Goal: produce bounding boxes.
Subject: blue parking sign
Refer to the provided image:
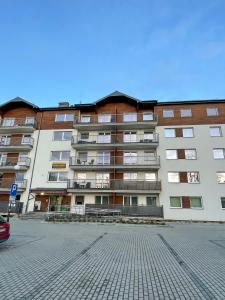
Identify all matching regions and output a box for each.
[10,184,18,197]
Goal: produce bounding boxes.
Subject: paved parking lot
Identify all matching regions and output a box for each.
[0,219,225,300]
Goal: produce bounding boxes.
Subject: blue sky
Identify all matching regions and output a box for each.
[0,0,225,107]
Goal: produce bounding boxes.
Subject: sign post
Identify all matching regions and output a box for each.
[7,184,18,222]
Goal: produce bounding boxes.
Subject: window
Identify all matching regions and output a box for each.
[98,114,111,123]
[146,196,157,206]
[207,107,218,116]
[98,132,111,143]
[77,152,88,163]
[123,196,138,206]
[144,151,156,162]
[124,132,137,143]
[97,152,110,165]
[123,173,137,181]
[48,172,68,182]
[163,109,174,118]
[180,109,192,117]
[15,172,25,182]
[221,197,225,209]
[217,173,225,183]
[187,172,200,183]
[123,152,137,165]
[0,135,11,145]
[144,132,154,140]
[81,115,91,123]
[210,127,222,137]
[143,112,153,121]
[170,197,182,208]
[95,196,109,205]
[182,128,194,138]
[168,172,180,183]
[166,150,177,159]
[51,151,70,161]
[164,128,176,138]
[185,149,197,160]
[190,197,202,208]
[25,117,35,125]
[123,113,137,122]
[22,135,32,144]
[77,173,86,183]
[0,154,7,165]
[80,132,89,142]
[213,149,225,159]
[55,114,74,122]
[96,173,109,188]
[19,153,29,163]
[53,131,72,141]
[2,118,15,127]
[145,173,156,181]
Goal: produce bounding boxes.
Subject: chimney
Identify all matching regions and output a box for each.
[58,101,69,107]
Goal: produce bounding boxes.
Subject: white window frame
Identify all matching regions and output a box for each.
[55,114,74,122]
[166,150,178,160]
[98,114,111,123]
[168,172,180,183]
[213,149,225,159]
[2,118,15,127]
[97,152,110,165]
[123,113,137,122]
[207,107,219,116]
[51,151,70,161]
[123,152,137,165]
[217,173,225,184]
[143,112,153,121]
[25,116,35,125]
[81,115,91,123]
[123,132,137,143]
[95,195,109,205]
[97,132,111,144]
[21,135,32,144]
[170,197,182,208]
[182,128,194,138]
[48,172,68,182]
[123,173,137,181]
[163,109,174,118]
[53,131,72,141]
[221,197,225,209]
[184,149,197,160]
[187,172,200,184]
[209,127,222,137]
[123,195,138,206]
[145,173,156,181]
[180,109,192,117]
[190,197,203,209]
[0,135,11,146]
[164,128,176,138]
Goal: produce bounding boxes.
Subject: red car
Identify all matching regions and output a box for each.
[0,215,10,242]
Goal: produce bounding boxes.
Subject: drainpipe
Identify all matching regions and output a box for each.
[25,111,43,212]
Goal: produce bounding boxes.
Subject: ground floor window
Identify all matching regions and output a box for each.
[170,197,182,208]
[221,197,225,209]
[76,196,84,205]
[95,195,109,205]
[146,196,157,206]
[123,196,138,206]
[190,197,202,208]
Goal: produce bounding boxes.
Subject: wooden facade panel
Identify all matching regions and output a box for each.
[182,196,190,208]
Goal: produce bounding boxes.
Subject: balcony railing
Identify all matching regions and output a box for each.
[70,156,160,168]
[72,133,159,146]
[74,113,157,125]
[0,157,31,168]
[0,118,36,128]
[67,179,161,191]
[0,178,27,189]
[0,137,34,148]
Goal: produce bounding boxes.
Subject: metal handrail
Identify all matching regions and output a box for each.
[0,179,27,188]
[70,156,160,166]
[74,113,157,124]
[0,157,31,167]
[67,179,161,190]
[0,136,34,146]
[72,133,159,144]
[0,118,36,128]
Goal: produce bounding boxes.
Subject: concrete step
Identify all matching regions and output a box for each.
[20,212,47,220]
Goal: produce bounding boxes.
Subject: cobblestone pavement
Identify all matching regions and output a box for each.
[0,219,225,300]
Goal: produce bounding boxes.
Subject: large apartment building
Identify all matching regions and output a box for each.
[0,92,225,221]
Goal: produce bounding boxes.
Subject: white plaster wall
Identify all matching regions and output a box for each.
[157,124,225,221]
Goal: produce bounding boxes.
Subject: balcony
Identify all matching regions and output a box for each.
[74,113,157,131]
[0,178,27,192]
[0,118,36,133]
[70,156,160,171]
[0,157,31,171]
[0,137,34,152]
[71,133,159,150]
[67,179,161,194]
